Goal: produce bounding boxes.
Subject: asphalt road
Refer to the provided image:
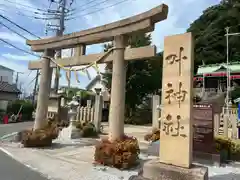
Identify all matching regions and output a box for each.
[0,122,50,180]
[0,121,33,137]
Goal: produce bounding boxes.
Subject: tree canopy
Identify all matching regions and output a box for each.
[102,33,162,113]
[187,0,240,73]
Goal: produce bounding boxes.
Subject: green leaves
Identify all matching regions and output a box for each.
[188,0,240,72]
[102,33,163,112]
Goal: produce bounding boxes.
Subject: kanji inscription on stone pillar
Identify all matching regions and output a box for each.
[160,32,194,168]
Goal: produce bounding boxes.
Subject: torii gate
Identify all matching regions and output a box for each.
[27,4,168,141]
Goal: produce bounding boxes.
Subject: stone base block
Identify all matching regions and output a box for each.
[70,129,82,139]
[58,126,82,140]
[193,151,220,167]
[141,159,208,180]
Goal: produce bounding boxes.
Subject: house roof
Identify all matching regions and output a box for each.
[0,65,14,72]
[0,81,21,94]
[197,62,240,75]
[85,75,101,90]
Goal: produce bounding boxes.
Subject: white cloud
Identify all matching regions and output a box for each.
[0,32,25,44]
[3,44,14,49]
[2,53,37,61]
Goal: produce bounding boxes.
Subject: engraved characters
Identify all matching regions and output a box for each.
[165,47,187,76]
[165,82,187,107]
[161,46,189,138]
[162,114,187,138]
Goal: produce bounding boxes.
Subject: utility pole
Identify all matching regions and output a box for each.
[53,0,66,93]
[32,70,39,105]
[68,48,74,89]
[15,71,23,88]
[225,27,230,120]
[19,82,23,99]
[225,27,240,120]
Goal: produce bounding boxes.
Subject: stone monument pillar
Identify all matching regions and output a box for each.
[142,33,208,180]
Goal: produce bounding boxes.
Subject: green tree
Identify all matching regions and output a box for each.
[187,0,240,73]
[102,33,162,116]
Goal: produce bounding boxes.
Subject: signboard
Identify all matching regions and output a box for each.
[193,104,214,153]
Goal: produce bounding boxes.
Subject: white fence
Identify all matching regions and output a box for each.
[76,106,95,122]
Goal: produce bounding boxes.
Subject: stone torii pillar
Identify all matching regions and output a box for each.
[108,35,127,141]
[34,49,54,130]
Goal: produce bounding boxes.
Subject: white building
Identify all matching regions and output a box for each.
[0,65,21,111]
[0,65,14,84]
[85,75,110,108]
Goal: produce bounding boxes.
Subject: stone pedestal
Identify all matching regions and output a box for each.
[58,96,81,140]
[142,159,208,180]
[68,119,82,139]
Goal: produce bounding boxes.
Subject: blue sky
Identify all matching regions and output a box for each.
[0,0,220,95]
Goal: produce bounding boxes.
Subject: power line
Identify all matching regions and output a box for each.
[0,38,40,57]
[65,0,114,17]
[0,8,41,20]
[72,0,113,13]
[0,21,29,40]
[0,3,60,16]
[73,0,99,9]
[0,14,41,38]
[0,8,63,21]
[3,0,49,12]
[0,3,39,14]
[0,3,62,16]
[66,0,133,20]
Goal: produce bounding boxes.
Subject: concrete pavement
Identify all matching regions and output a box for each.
[0,124,152,180]
[0,121,50,180]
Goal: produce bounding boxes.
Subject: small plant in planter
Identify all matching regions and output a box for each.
[20,119,61,148]
[230,141,240,161]
[94,135,140,169]
[81,122,98,137]
[21,129,53,147]
[214,136,240,162]
[47,118,69,130]
[215,137,232,162]
[74,121,98,137]
[144,128,160,142]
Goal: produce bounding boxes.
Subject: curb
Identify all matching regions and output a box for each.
[0,147,36,171]
[0,132,18,140]
[0,147,14,158]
